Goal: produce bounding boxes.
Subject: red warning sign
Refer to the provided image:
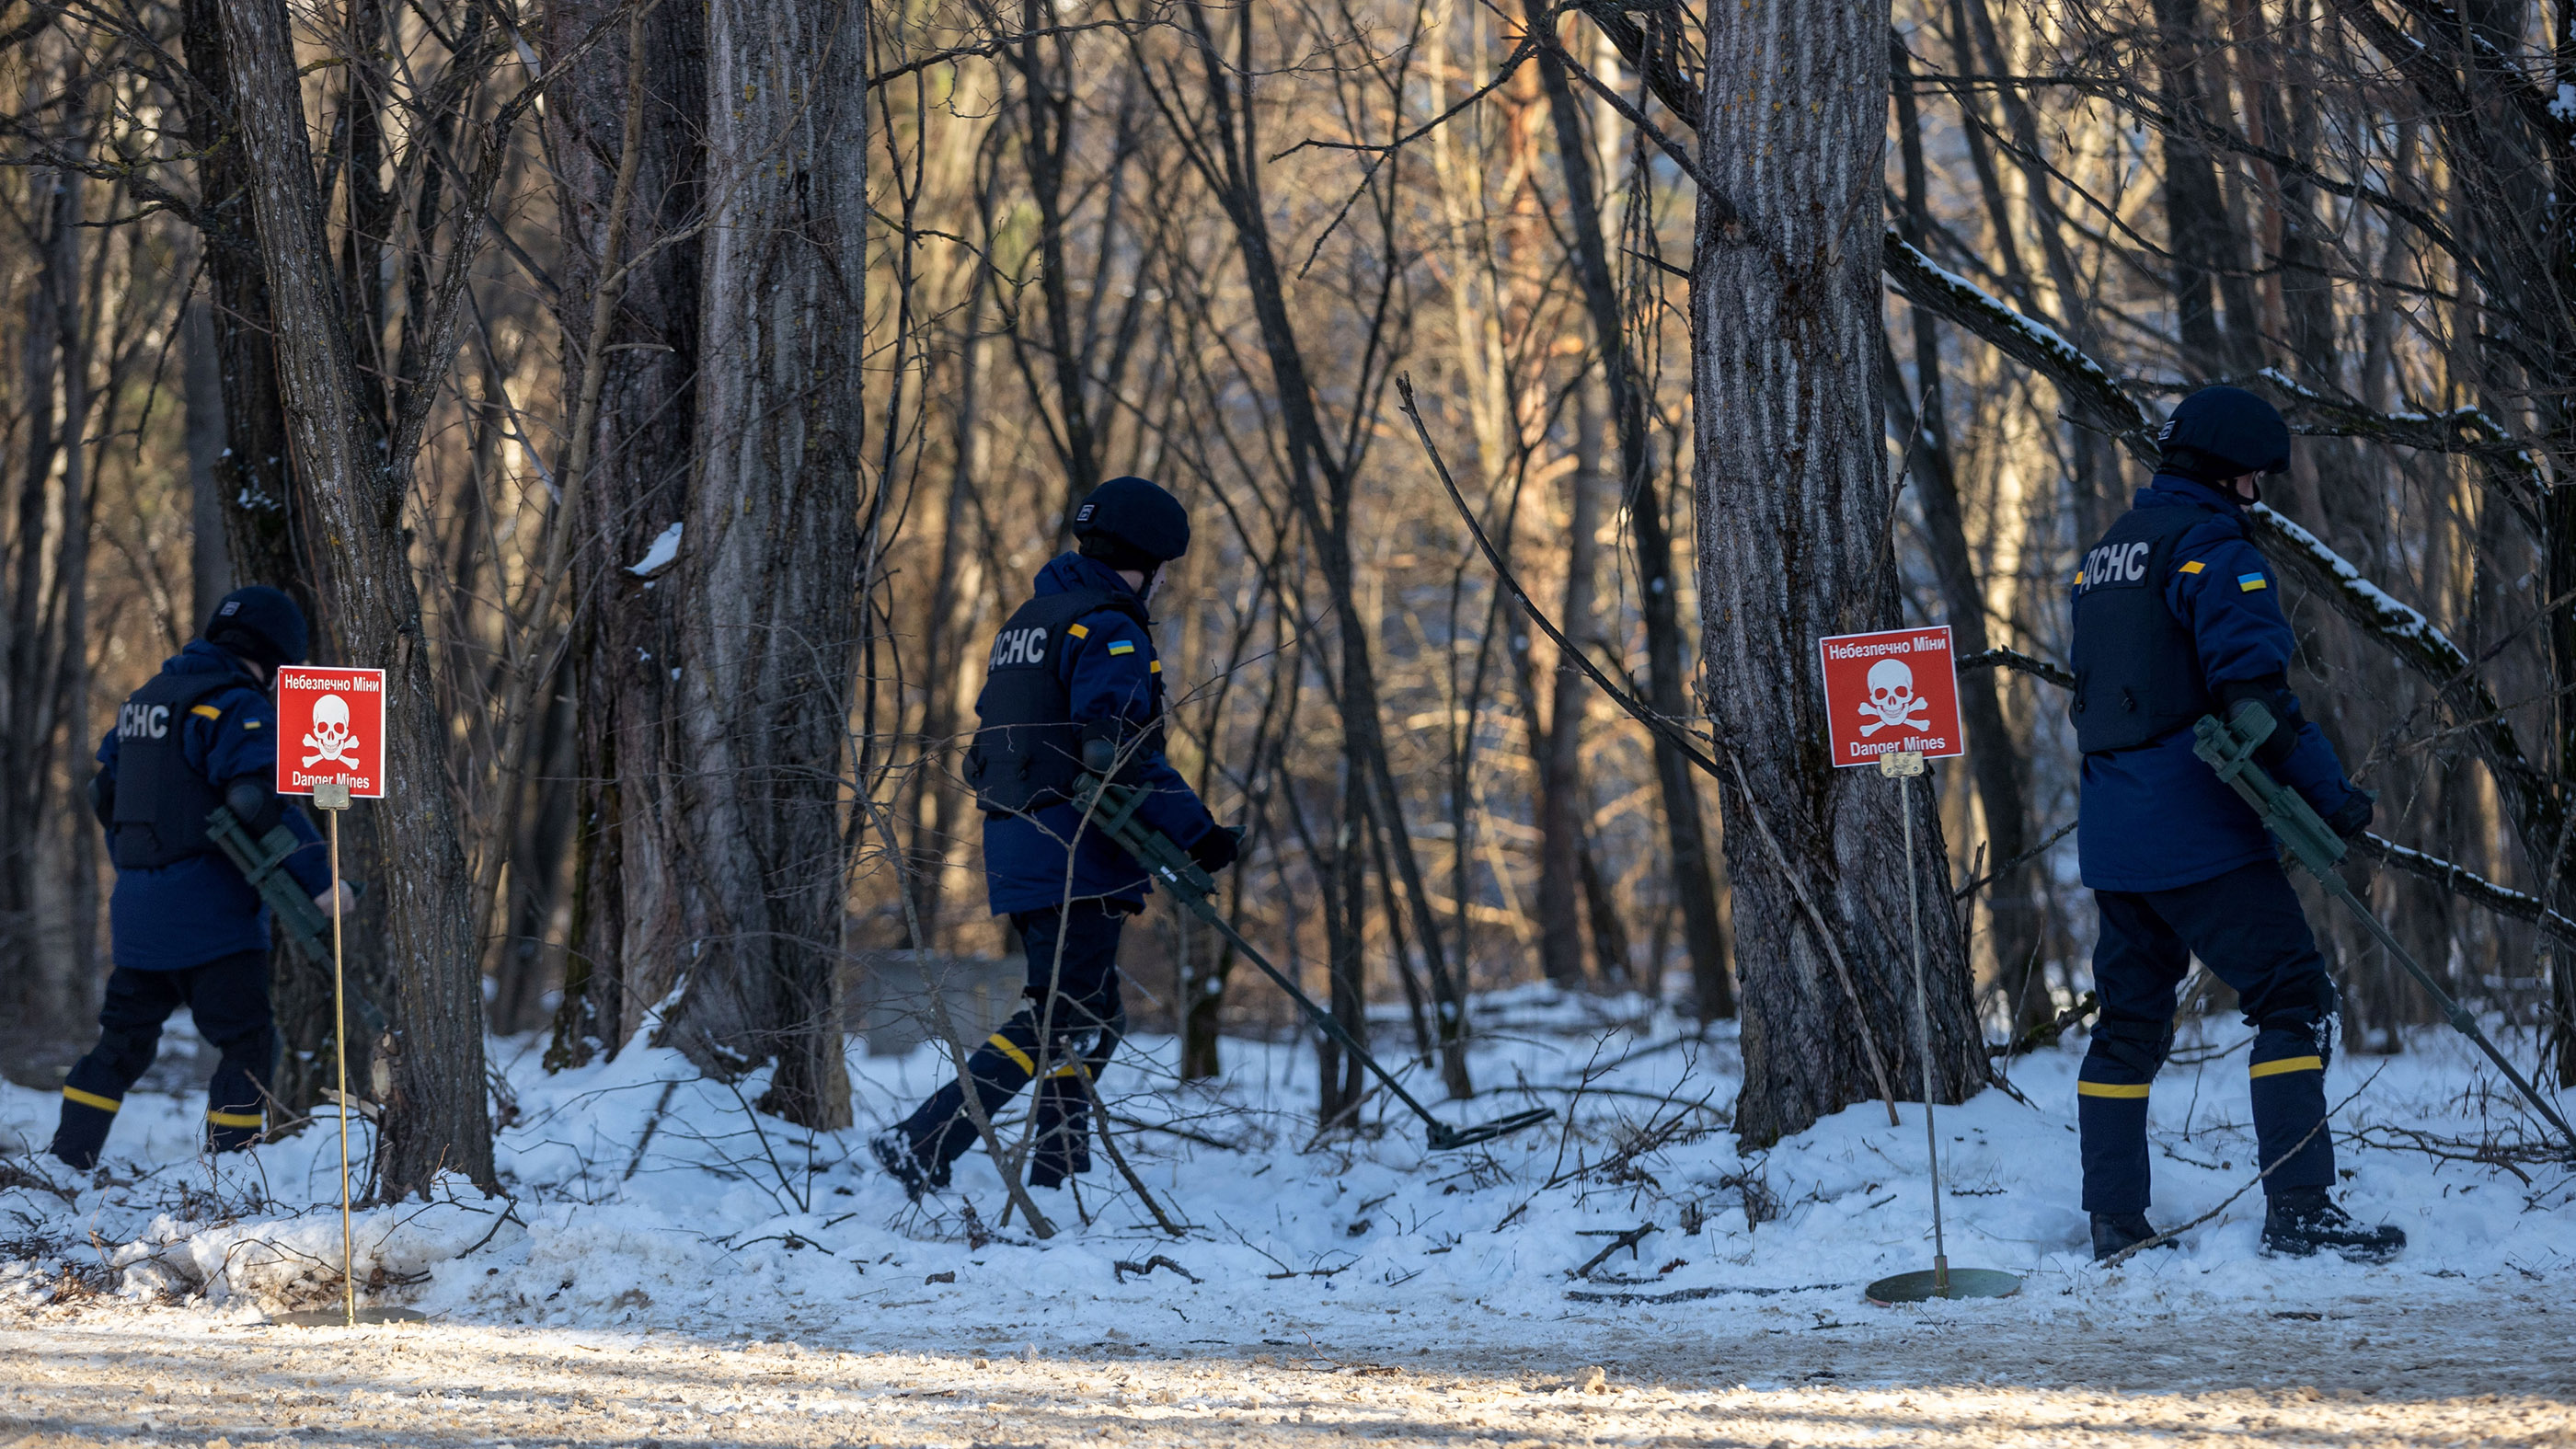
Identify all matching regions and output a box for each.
[274,666,386,798]
[1817,626,1964,768]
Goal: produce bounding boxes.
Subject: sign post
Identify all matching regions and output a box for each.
[1817,627,2019,1305]
[270,667,412,1328]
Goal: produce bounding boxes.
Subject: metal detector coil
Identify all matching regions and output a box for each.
[1073,743,1553,1152]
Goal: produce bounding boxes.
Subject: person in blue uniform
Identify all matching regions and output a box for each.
[2069,386,2403,1262]
[871,477,1239,1198]
[50,587,343,1172]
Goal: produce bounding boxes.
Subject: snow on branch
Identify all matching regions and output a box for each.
[1880,231,2156,462]
[2240,502,2551,828]
[2255,367,2546,506]
[2354,832,2576,952]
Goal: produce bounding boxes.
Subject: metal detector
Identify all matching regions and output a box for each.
[1864,752,2020,1305]
[1073,744,1553,1150]
[2194,703,2576,1157]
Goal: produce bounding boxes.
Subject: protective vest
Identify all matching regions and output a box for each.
[965,588,1159,815]
[109,670,241,869]
[2069,503,2227,753]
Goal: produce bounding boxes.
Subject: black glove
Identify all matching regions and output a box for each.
[2323,788,2375,841]
[2216,674,2301,769]
[1187,822,1244,873]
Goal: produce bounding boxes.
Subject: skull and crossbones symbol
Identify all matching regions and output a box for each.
[1858,658,1932,736]
[303,693,362,769]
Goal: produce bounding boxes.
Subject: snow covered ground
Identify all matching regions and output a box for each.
[3,984,2572,1444]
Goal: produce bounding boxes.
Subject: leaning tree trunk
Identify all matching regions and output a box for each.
[222,0,491,1196]
[653,0,868,1131]
[1693,0,1985,1146]
[543,0,707,1071]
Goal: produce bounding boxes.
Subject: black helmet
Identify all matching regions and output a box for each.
[1072,476,1190,570]
[2156,385,2291,481]
[204,585,309,671]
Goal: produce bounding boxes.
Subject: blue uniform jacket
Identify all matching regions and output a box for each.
[982,554,1220,914]
[2076,477,2367,892]
[98,642,332,970]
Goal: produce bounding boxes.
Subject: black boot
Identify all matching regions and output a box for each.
[868,1128,945,1202]
[2091,1212,2176,1260]
[2262,1187,2404,1262]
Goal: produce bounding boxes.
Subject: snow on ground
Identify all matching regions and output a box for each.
[3,984,2572,1444]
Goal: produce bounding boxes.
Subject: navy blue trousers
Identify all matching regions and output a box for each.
[52,951,275,1170]
[890,900,1128,1190]
[2081,861,2337,1213]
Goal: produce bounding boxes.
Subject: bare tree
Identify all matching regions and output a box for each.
[1693,0,1986,1144]
[220,0,505,1194]
[653,0,871,1131]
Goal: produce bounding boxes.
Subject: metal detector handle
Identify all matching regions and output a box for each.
[2192,706,2576,1156]
[2191,703,2347,878]
[206,804,333,963]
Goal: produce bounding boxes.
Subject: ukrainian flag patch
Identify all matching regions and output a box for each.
[2237,572,2268,592]
[1107,640,1136,656]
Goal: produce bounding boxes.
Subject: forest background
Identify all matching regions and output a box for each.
[0,0,2570,1198]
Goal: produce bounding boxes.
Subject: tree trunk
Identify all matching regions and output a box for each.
[1536,391,1605,986]
[654,0,869,1131]
[1529,0,1732,1016]
[221,0,491,1196]
[2151,0,2262,376]
[1694,0,1985,1146]
[544,0,708,1069]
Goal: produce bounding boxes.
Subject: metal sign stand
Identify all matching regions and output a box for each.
[1866,751,2020,1305]
[276,780,420,1328]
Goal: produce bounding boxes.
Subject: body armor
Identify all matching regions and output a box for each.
[965,589,1158,814]
[109,671,241,870]
[2069,503,2226,753]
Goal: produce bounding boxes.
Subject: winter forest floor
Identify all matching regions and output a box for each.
[4,985,2573,1445]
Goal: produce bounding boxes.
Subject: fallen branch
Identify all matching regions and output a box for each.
[1569,1224,1656,1279]
[1113,1254,1202,1284]
[1567,1281,1845,1305]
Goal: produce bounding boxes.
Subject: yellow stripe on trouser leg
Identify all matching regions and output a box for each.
[2076,1080,2152,1099]
[207,1110,265,1129]
[2248,1054,2323,1079]
[62,1087,121,1113]
[985,1033,1036,1075]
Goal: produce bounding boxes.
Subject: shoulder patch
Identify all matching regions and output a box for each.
[1107,640,1136,656]
[190,704,223,720]
[2237,572,2268,592]
[1148,660,1162,674]
[241,719,262,730]
[2179,559,2205,575]
[1067,622,1089,639]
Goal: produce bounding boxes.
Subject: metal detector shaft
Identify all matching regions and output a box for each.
[2193,704,2576,1155]
[1072,761,1552,1150]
